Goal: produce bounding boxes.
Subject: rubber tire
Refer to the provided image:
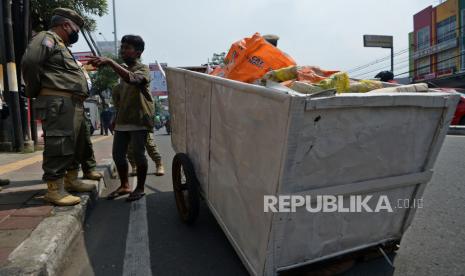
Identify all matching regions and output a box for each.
[172,153,200,224]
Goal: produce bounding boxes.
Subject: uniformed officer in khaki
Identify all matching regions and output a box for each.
[22,8,94,206]
[127,132,165,177]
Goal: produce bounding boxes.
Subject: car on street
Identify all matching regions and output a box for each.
[440,88,465,125]
[452,90,465,125]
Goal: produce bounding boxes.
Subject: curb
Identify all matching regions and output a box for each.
[0,160,117,276]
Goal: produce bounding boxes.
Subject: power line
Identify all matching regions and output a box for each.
[347,49,408,73]
[352,55,413,78]
[356,64,413,79]
[355,50,464,79]
[395,51,465,77]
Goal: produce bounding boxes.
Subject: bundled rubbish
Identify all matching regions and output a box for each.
[210,33,430,95]
[211,33,295,83]
[348,80,383,92]
[263,66,350,93]
[367,83,429,93]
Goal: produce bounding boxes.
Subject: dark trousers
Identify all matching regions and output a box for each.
[68,118,97,173]
[103,122,113,135]
[112,130,148,168]
[127,131,162,168]
[35,95,83,181]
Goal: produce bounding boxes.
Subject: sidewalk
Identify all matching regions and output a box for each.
[0,134,114,268]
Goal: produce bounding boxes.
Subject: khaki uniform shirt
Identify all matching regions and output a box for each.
[22,31,89,97]
[113,60,154,130]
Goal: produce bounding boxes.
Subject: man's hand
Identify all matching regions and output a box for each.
[87,56,114,68]
[87,56,132,83]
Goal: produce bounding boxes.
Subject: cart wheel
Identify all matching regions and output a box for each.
[172,153,200,224]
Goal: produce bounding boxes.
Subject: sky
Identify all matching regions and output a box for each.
[72,0,442,78]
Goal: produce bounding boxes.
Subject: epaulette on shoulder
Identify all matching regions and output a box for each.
[44,31,59,41]
[41,31,58,48]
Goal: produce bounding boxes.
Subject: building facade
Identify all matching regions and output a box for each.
[410,0,465,87]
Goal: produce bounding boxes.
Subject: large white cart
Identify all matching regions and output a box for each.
[166,67,459,276]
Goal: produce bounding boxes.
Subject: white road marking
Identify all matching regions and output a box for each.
[123,177,152,276]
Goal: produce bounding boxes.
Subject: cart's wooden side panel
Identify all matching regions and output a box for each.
[263,96,307,276]
[271,93,459,270]
[401,95,459,232]
[167,69,187,154]
[185,75,212,194]
[208,82,291,275]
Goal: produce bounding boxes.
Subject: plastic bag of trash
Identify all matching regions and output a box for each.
[368,83,429,93]
[290,81,324,94]
[296,66,340,83]
[263,66,340,83]
[348,80,383,93]
[263,66,298,82]
[210,66,225,77]
[222,33,296,83]
[317,72,350,93]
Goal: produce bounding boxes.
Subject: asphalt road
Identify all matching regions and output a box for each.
[64,133,465,276]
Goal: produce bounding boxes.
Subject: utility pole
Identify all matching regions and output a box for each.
[81,29,98,56]
[391,46,394,75]
[0,0,9,151]
[3,0,24,152]
[12,0,33,152]
[86,29,101,56]
[112,0,117,56]
[22,0,36,146]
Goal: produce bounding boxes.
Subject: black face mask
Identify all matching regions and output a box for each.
[122,56,136,65]
[68,29,79,44]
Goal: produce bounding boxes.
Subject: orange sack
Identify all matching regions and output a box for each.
[210,66,225,77]
[222,33,296,83]
[296,66,339,83]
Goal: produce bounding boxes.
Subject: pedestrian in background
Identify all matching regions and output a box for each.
[89,35,154,201]
[22,8,95,206]
[101,107,113,136]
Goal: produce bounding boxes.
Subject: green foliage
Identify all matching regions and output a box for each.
[209,52,226,66]
[90,54,121,95]
[31,0,108,31]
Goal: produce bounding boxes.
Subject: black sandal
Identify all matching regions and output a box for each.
[126,191,146,202]
[107,188,131,200]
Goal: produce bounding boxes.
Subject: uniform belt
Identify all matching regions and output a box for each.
[40,88,86,101]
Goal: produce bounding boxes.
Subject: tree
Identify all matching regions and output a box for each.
[209,52,226,66]
[90,54,121,106]
[31,0,108,31]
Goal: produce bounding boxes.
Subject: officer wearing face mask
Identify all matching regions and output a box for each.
[21,8,95,206]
